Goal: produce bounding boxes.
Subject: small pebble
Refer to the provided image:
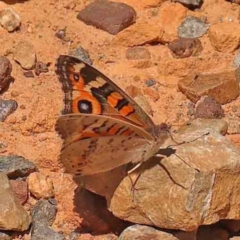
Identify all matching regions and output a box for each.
[145,79,156,87]
[69,46,92,65]
[195,96,224,119]
[178,16,209,38]
[23,71,34,78]
[0,99,18,122]
[0,8,21,32]
[27,172,54,199]
[0,56,12,92]
[55,28,66,40]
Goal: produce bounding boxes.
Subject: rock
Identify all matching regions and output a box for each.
[55,28,66,40]
[197,226,229,240]
[178,71,240,104]
[0,56,12,92]
[174,230,197,240]
[178,16,209,38]
[172,0,202,8]
[31,224,64,240]
[168,38,203,58]
[145,79,156,87]
[126,47,151,60]
[209,23,240,52]
[0,99,18,122]
[195,96,224,119]
[0,173,31,231]
[108,119,240,231]
[119,225,178,240]
[225,105,240,134]
[158,2,187,42]
[0,8,20,32]
[77,0,136,35]
[0,231,11,240]
[31,199,57,226]
[23,71,34,78]
[14,41,36,70]
[114,21,162,46]
[34,62,49,76]
[68,46,92,65]
[0,155,36,178]
[27,172,54,199]
[74,188,128,234]
[10,179,28,204]
[219,219,240,233]
[233,51,240,70]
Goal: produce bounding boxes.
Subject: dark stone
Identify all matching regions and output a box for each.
[126,47,151,60]
[168,38,203,58]
[31,223,64,240]
[195,96,224,119]
[31,199,57,226]
[0,155,36,179]
[55,28,66,40]
[77,0,136,35]
[0,99,18,122]
[178,16,209,38]
[173,0,203,8]
[68,47,92,65]
[0,56,12,92]
[23,71,34,78]
[145,79,156,87]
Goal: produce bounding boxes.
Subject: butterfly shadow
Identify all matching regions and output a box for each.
[72,166,131,235]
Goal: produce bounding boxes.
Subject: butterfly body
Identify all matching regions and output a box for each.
[56,55,168,176]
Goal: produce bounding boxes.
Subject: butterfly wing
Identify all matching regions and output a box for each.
[56,114,159,175]
[56,55,155,128]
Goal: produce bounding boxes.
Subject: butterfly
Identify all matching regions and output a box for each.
[55,55,169,176]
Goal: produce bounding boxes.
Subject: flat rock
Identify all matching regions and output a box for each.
[178,71,239,104]
[0,8,20,32]
[14,41,36,70]
[168,38,203,58]
[0,99,18,122]
[77,0,136,35]
[108,119,240,231]
[0,173,31,231]
[209,22,240,52]
[118,225,178,240]
[0,155,36,178]
[114,21,162,46]
[0,56,12,92]
[27,172,54,199]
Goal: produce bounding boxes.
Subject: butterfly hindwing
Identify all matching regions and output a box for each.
[56,55,155,128]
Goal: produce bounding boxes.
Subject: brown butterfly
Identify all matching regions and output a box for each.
[55,55,168,176]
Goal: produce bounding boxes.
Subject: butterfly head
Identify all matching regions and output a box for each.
[148,123,169,144]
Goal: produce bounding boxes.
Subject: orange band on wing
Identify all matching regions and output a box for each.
[119,105,134,116]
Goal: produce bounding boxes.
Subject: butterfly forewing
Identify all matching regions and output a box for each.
[56,55,155,128]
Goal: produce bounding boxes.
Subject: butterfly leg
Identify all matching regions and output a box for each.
[127,163,143,202]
